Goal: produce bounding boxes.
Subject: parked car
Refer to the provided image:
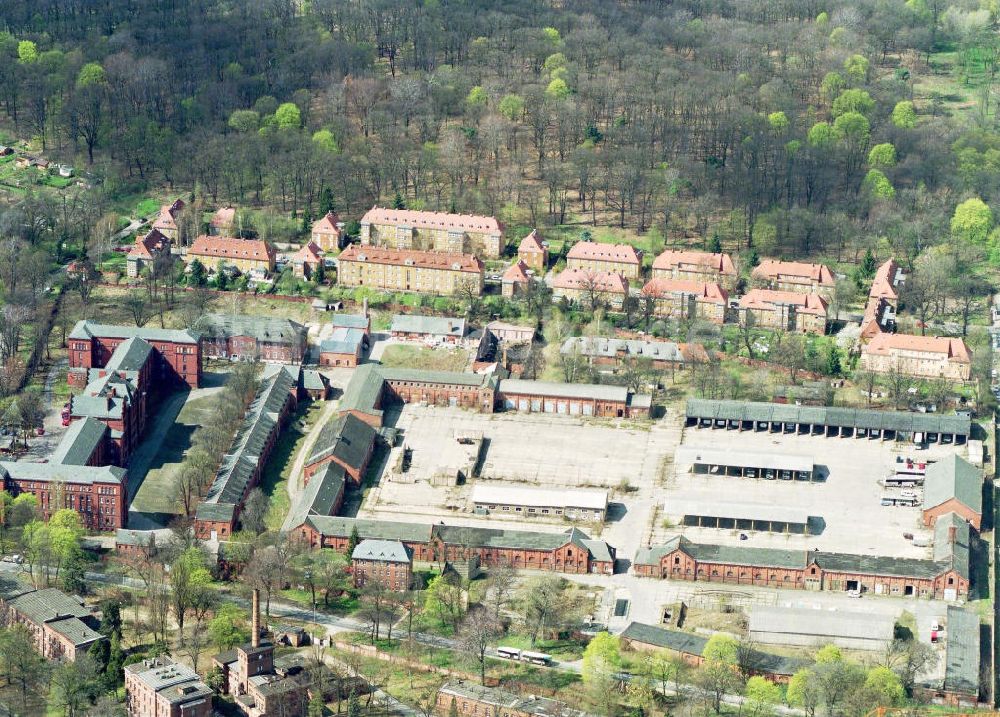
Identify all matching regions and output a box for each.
[846,589,862,598]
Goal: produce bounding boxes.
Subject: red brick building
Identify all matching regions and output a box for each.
[302,413,377,485]
[294,518,616,576]
[319,314,369,367]
[194,367,298,541]
[634,520,970,600]
[435,681,590,717]
[351,539,413,590]
[640,278,728,324]
[68,320,202,389]
[497,378,652,419]
[651,249,737,283]
[194,314,307,364]
[124,656,213,717]
[0,576,106,662]
[0,461,127,530]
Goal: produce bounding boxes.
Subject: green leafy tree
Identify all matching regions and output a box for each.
[820,71,845,99]
[891,101,917,128]
[17,40,37,63]
[466,86,488,108]
[815,644,843,663]
[312,128,339,153]
[498,93,524,120]
[745,675,781,717]
[864,169,895,199]
[188,259,206,286]
[546,78,571,100]
[832,89,874,117]
[865,666,904,705]
[951,198,994,244]
[228,110,260,133]
[702,633,738,663]
[209,603,251,650]
[787,669,820,717]
[274,102,301,129]
[807,122,835,148]
[581,632,621,682]
[767,111,789,132]
[76,62,106,88]
[868,143,897,168]
[844,54,870,82]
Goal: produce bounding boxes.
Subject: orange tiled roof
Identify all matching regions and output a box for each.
[863,333,971,363]
[294,242,322,263]
[739,289,828,316]
[869,259,901,301]
[188,235,275,262]
[518,230,545,254]
[211,206,236,228]
[641,278,728,304]
[313,211,342,233]
[361,206,500,233]
[338,244,483,273]
[652,249,736,275]
[130,229,170,260]
[552,268,629,294]
[152,198,184,231]
[566,241,641,265]
[502,260,531,283]
[860,296,888,340]
[752,259,835,286]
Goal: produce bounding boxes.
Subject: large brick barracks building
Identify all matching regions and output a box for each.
[635,512,971,600]
[293,517,616,575]
[68,321,202,389]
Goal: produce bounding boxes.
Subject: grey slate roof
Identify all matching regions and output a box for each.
[71,372,135,420]
[923,454,982,515]
[436,525,591,552]
[198,367,296,521]
[438,681,592,717]
[301,369,329,392]
[287,462,346,529]
[0,461,125,486]
[748,606,894,641]
[390,314,466,337]
[306,413,377,469]
[69,319,200,344]
[498,379,628,402]
[934,512,972,579]
[321,326,366,354]
[49,417,108,466]
[635,535,958,580]
[338,364,496,422]
[104,336,154,372]
[561,336,686,362]
[331,314,369,329]
[6,587,103,649]
[304,516,433,543]
[0,575,35,601]
[944,606,980,697]
[686,399,972,436]
[352,539,411,563]
[194,313,306,346]
[125,657,213,705]
[620,622,809,676]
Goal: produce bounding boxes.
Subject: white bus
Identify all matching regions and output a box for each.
[496,647,521,660]
[521,650,553,666]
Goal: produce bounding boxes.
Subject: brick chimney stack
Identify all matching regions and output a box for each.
[948,525,957,546]
[251,589,260,648]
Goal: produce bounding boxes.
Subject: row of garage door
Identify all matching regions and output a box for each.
[504,397,595,415]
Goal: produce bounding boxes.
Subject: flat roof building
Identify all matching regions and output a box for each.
[436,681,593,717]
[748,606,894,651]
[670,499,817,534]
[675,446,815,481]
[125,656,213,717]
[471,484,609,521]
[390,314,467,343]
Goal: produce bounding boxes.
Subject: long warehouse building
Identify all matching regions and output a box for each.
[748,606,894,651]
[676,446,816,481]
[471,484,609,521]
[686,399,970,444]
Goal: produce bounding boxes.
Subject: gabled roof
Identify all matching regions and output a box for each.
[498,378,629,402]
[194,314,306,346]
[331,313,369,330]
[739,289,828,316]
[870,259,902,301]
[152,199,184,231]
[934,512,971,579]
[864,333,972,364]
[944,606,980,696]
[293,241,322,263]
[502,260,531,284]
[0,461,125,486]
[551,268,629,294]
[641,278,728,304]
[188,236,275,263]
[338,244,483,273]
[752,259,835,286]
[130,229,170,260]
[68,320,200,344]
[352,539,411,563]
[313,211,342,233]
[211,206,236,229]
[652,250,736,275]
[50,417,108,466]
[561,336,695,363]
[361,206,500,233]
[923,455,982,515]
[306,412,377,470]
[566,242,641,265]
[518,229,546,254]
[105,336,154,373]
[288,462,346,529]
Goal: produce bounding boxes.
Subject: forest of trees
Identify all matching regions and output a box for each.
[0,0,998,267]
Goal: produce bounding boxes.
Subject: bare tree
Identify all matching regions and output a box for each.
[485,561,516,625]
[124,291,153,327]
[882,364,913,410]
[240,488,269,535]
[854,369,880,407]
[459,607,501,684]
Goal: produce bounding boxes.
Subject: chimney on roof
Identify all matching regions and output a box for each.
[948,525,957,546]
[252,589,260,648]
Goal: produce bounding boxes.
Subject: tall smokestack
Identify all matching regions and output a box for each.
[252,589,260,648]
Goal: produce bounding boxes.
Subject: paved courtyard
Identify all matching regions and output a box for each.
[657,427,967,559]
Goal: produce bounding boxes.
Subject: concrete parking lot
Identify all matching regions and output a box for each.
[656,428,966,559]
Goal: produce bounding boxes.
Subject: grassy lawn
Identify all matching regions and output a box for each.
[379,344,470,372]
[497,634,587,661]
[129,393,218,515]
[42,175,74,188]
[134,197,162,218]
[260,401,322,531]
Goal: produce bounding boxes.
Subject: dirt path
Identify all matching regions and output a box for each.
[280,397,341,532]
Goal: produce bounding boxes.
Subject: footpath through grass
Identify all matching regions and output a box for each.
[262,401,321,531]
